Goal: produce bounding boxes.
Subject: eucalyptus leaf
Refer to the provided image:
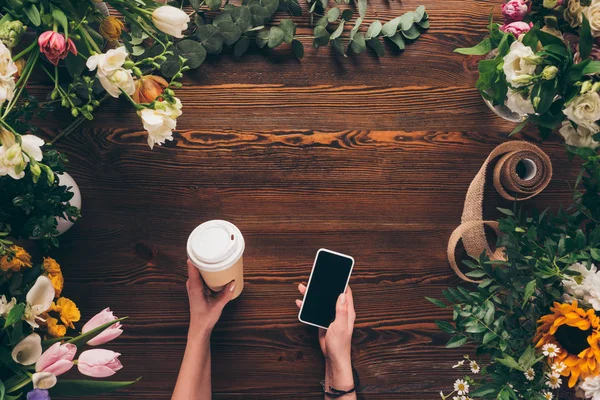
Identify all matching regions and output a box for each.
[177,40,207,69]
[196,24,224,54]
[350,17,363,40]
[261,0,280,15]
[418,19,430,29]
[234,36,250,56]
[382,17,401,37]
[206,0,222,11]
[413,5,426,23]
[387,33,405,50]
[267,26,285,48]
[331,38,346,56]
[367,38,384,56]
[232,6,253,32]
[350,32,366,53]
[357,0,367,18]
[366,20,382,39]
[280,19,296,43]
[213,11,233,26]
[402,25,420,40]
[327,7,340,22]
[217,21,242,46]
[330,21,345,40]
[256,30,270,48]
[250,5,272,25]
[314,26,330,47]
[292,39,304,58]
[341,9,354,21]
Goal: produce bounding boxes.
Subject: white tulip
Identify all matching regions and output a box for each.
[0,41,17,105]
[559,120,600,149]
[137,98,183,149]
[505,89,535,116]
[0,295,16,318]
[32,372,57,389]
[152,6,190,38]
[502,41,538,88]
[12,333,42,365]
[24,276,55,328]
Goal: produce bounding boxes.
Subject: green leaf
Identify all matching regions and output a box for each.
[366,20,382,39]
[387,33,405,51]
[330,21,345,40]
[341,9,353,21]
[176,40,207,69]
[213,11,233,26]
[52,378,142,396]
[234,36,250,57]
[581,15,593,61]
[521,25,539,49]
[0,378,5,400]
[531,79,558,114]
[52,8,69,35]
[190,0,202,10]
[232,6,253,32]
[24,4,41,26]
[196,24,224,54]
[206,0,222,11]
[435,320,455,333]
[482,331,497,344]
[357,0,367,18]
[399,11,414,31]
[382,17,401,37]
[418,19,430,29]
[466,324,486,333]
[426,297,446,308]
[402,25,420,40]
[350,17,363,39]
[256,30,270,48]
[267,26,285,48]
[68,317,128,348]
[65,53,86,77]
[367,38,384,56]
[496,355,523,371]
[280,20,296,44]
[454,38,492,55]
[413,5,426,22]
[446,335,467,348]
[331,38,346,56]
[523,280,536,305]
[261,0,279,15]
[217,21,242,46]
[350,32,366,53]
[291,39,304,58]
[497,207,514,216]
[4,304,24,329]
[313,25,330,47]
[327,7,340,22]
[591,248,600,262]
[250,5,272,26]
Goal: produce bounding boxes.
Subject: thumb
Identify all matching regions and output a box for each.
[333,293,348,326]
[214,280,236,308]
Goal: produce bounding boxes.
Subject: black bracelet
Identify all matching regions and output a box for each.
[321,366,360,398]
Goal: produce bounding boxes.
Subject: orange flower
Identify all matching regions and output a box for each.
[0,245,31,272]
[52,297,80,329]
[49,272,64,298]
[43,257,61,275]
[133,75,169,104]
[46,316,67,338]
[535,301,600,387]
[99,16,124,41]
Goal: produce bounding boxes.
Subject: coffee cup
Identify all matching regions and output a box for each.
[187,220,245,299]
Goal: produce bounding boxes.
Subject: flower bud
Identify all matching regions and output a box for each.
[152,6,190,38]
[581,80,593,94]
[533,96,541,108]
[543,0,559,9]
[99,17,124,42]
[0,21,26,48]
[71,108,79,117]
[123,60,135,69]
[29,163,41,183]
[132,75,169,103]
[592,82,600,92]
[522,54,543,65]
[512,74,534,85]
[542,65,559,80]
[132,66,142,76]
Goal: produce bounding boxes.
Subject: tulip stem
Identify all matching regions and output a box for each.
[6,377,31,394]
[12,40,37,62]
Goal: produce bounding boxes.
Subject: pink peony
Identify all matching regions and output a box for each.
[35,343,76,376]
[38,31,77,66]
[500,21,533,36]
[82,308,123,346]
[502,0,530,23]
[77,349,123,378]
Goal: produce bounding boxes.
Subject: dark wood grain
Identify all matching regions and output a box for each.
[27,0,584,398]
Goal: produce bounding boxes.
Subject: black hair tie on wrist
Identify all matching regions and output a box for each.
[321,366,360,398]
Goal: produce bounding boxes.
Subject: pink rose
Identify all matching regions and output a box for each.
[38,31,77,66]
[82,308,123,346]
[502,0,530,23]
[35,343,76,376]
[500,21,533,36]
[77,349,123,378]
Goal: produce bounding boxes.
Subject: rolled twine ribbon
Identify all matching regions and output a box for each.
[447,141,553,282]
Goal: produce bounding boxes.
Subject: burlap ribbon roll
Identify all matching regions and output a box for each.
[448,141,553,282]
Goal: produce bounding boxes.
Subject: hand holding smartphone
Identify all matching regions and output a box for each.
[298,249,355,329]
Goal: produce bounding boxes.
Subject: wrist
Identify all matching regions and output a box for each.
[326,359,354,390]
[188,323,212,343]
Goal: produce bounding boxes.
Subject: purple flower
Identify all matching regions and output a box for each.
[27,389,51,400]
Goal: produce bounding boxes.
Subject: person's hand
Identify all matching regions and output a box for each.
[296,284,356,392]
[186,259,235,341]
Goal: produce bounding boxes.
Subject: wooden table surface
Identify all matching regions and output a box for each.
[35,0,583,398]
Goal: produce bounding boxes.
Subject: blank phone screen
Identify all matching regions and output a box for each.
[300,250,353,328]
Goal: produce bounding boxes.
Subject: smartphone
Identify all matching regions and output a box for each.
[298,249,355,330]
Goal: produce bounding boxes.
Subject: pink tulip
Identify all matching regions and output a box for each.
[38,31,77,66]
[35,343,76,376]
[501,0,530,23]
[82,308,123,346]
[77,349,123,378]
[500,21,533,36]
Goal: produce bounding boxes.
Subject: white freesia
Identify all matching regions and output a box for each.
[580,375,600,400]
[0,41,17,105]
[0,295,16,318]
[137,98,182,149]
[98,68,135,98]
[562,262,600,310]
[564,91,600,132]
[505,89,535,116]
[12,333,42,365]
[152,6,190,38]
[32,372,57,389]
[559,121,600,148]
[503,41,538,88]
[586,0,600,37]
[23,276,55,328]
[0,133,45,180]
[87,47,135,98]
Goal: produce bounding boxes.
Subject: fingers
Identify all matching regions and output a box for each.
[333,292,349,326]
[214,280,236,308]
[187,259,203,291]
[298,283,307,296]
[346,286,356,326]
[295,299,303,309]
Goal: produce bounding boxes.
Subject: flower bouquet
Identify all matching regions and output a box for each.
[430,155,600,400]
[0,246,138,399]
[456,0,600,150]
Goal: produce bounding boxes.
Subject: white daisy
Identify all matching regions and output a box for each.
[525,368,535,381]
[542,391,553,400]
[454,379,469,395]
[551,362,567,374]
[546,372,562,389]
[469,360,480,374]
[452,360,465,368]
[542,343,560,358]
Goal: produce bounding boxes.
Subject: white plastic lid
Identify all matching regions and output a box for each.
[187,220,245,272]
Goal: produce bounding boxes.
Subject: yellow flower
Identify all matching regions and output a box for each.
[46,316,67,338]
[0,245,32,272]
[52,297,80,329]
[49,272,64,298]
[99,16,124,41]
[535,301,600,387]
[42,257,61,275]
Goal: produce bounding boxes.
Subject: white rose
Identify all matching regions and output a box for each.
[137,98,183,149]
[502,41,538,88]
[86,46,128,77]
[564,91,600,132]
[152,6,190,38]
[0,42,17,105]
[559,120,600,148]
[586,0,600,37]
[98,68,135,98]
[505,89,535,116]
[579,375,600,400]
[565,0,586,27]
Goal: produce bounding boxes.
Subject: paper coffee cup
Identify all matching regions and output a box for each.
[187,220,245,299]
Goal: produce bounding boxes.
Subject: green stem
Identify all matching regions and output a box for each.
[112,4,167,49]
[2,50,39,119]
[0,119,20,136]
[49,93,111,145]
[78,26,102,54]
[12,40,37,62]
[6,376,31,393]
